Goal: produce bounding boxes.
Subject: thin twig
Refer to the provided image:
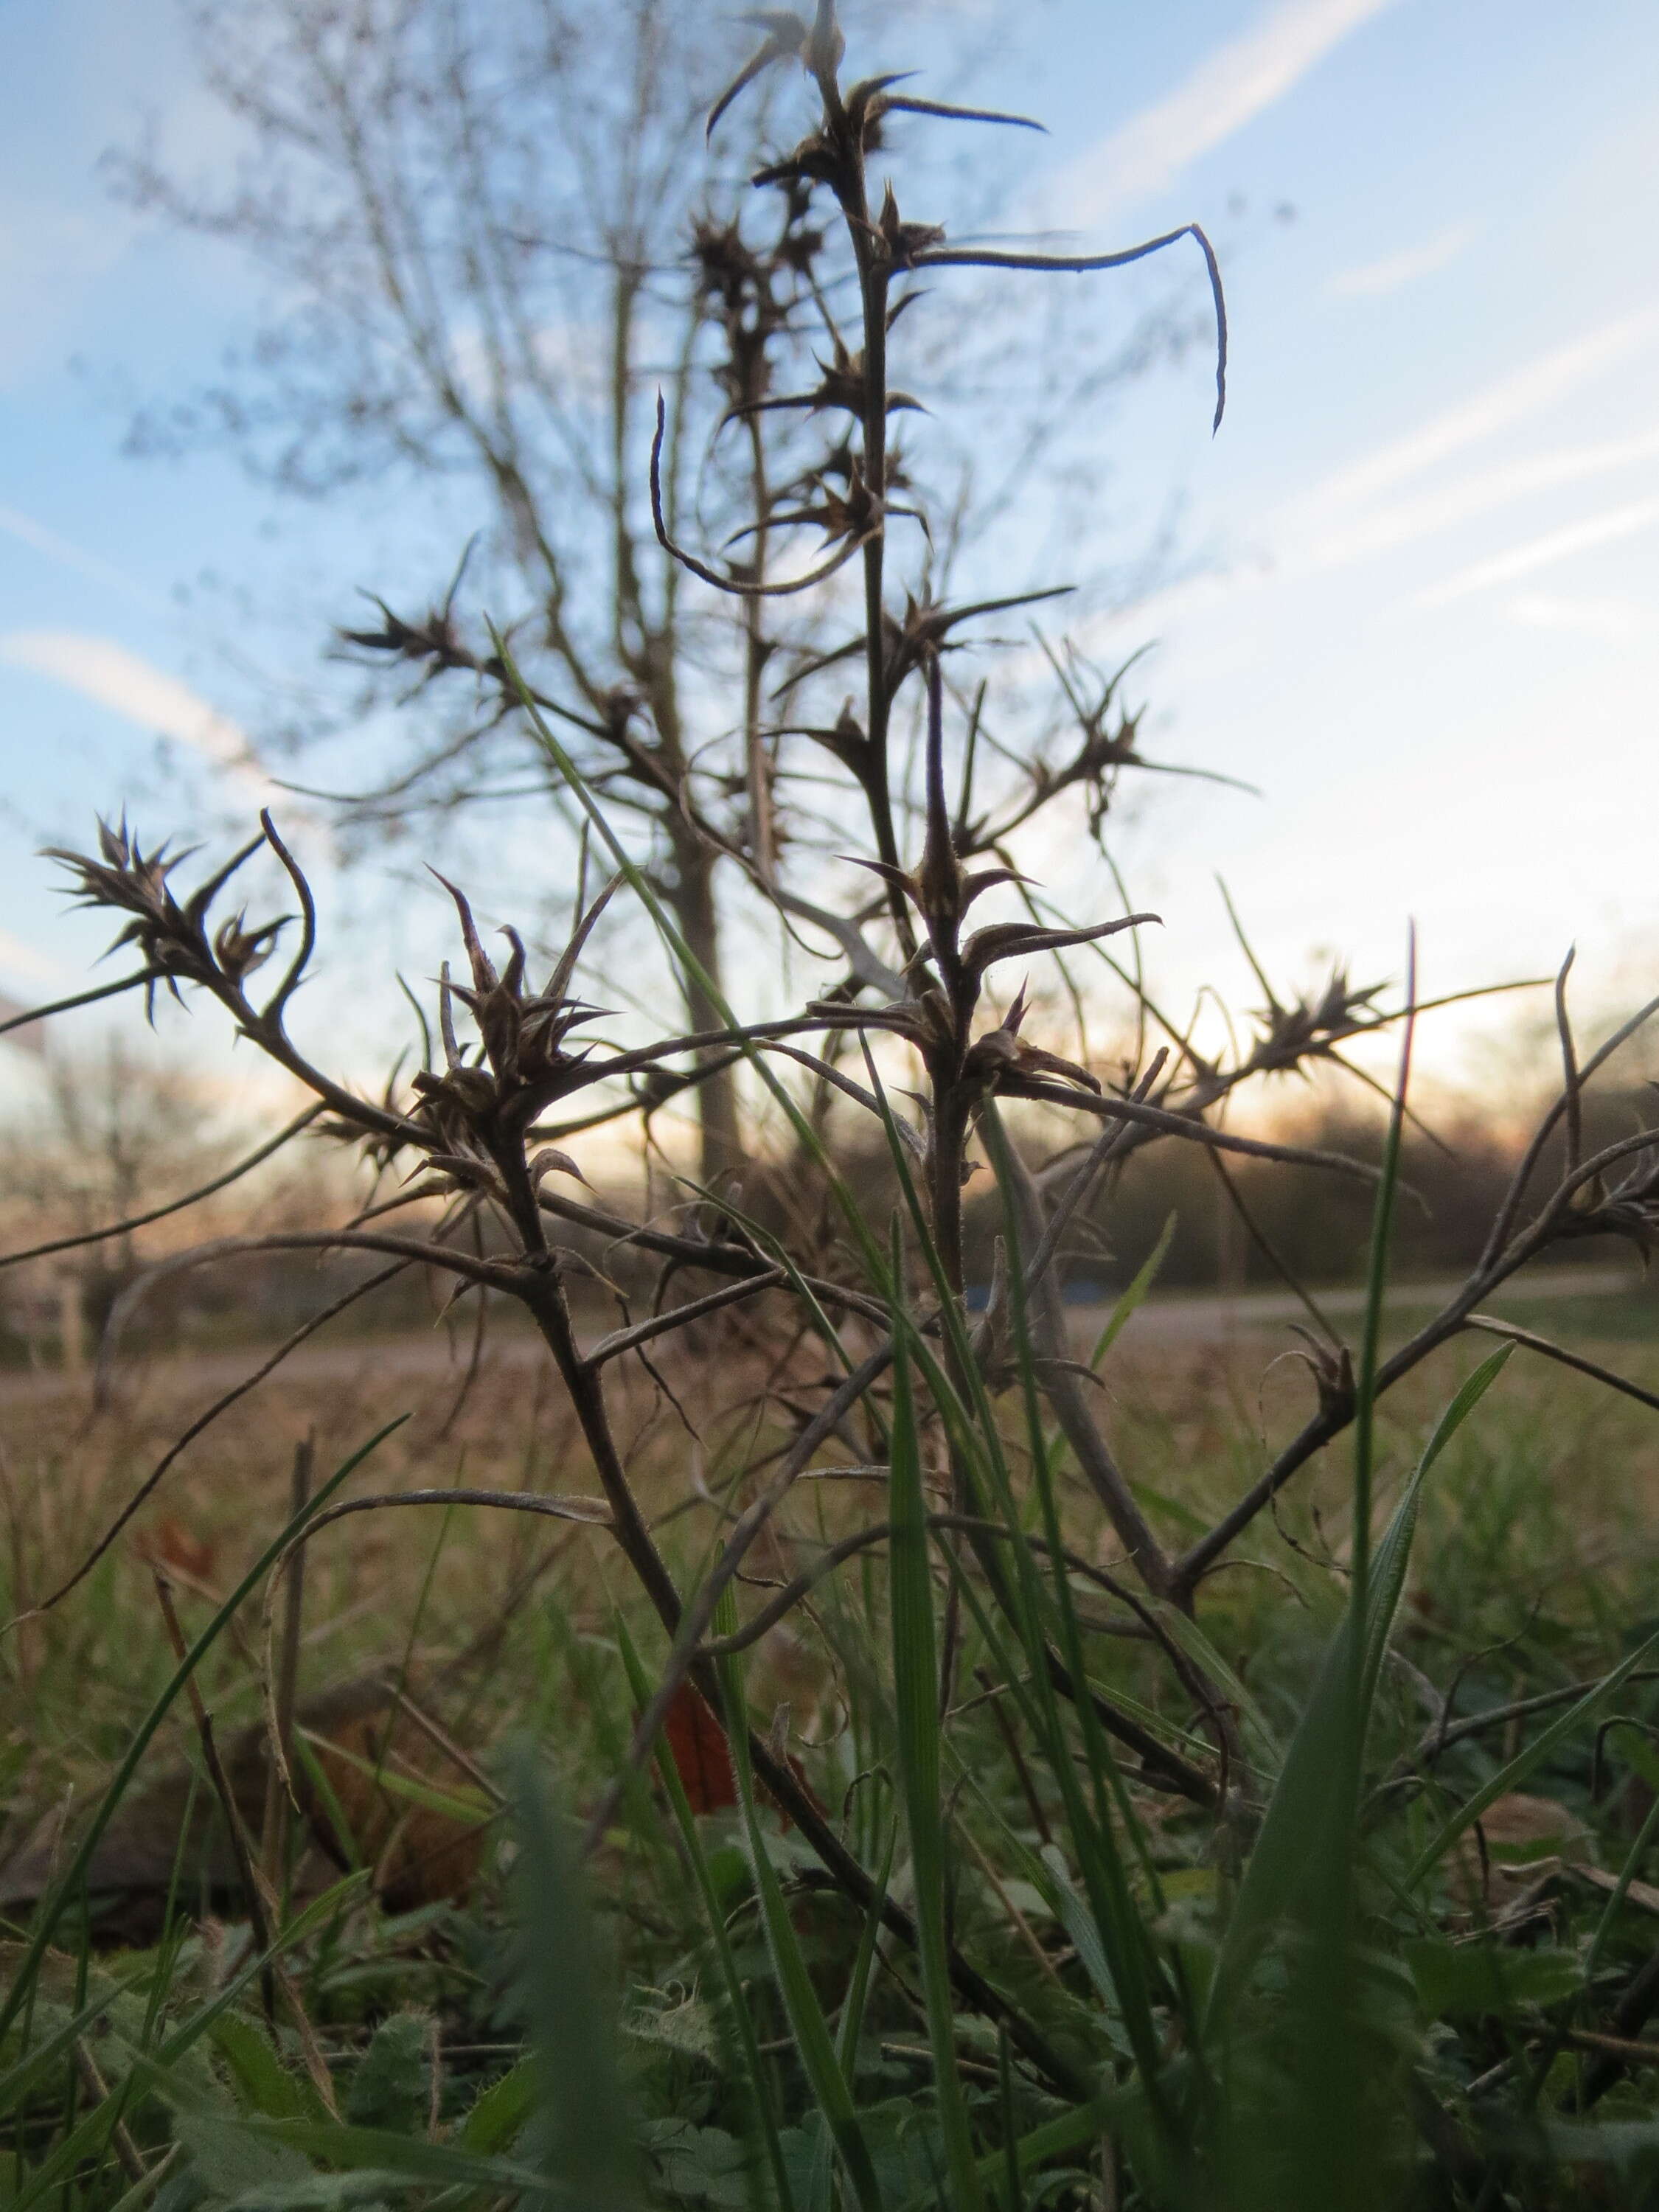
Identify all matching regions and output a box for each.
[917,220,1228,431]
[0,1105,325,1273]
[0,969,155,1038]
[584,1268,786,1367]
[151,1572,276,2009]
[1464,1314,1659,1416]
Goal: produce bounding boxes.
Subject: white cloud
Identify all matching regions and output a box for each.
[1504,591,1649,643]
[1079,426,1659,651]
[1418,495,1659,605]
[1326,220,1480,299]
[0,930,64,986]
[1054,0,1402,229]
[0,505,167,611]
[1305,425,1659,566]
[0,630,274,795]
[1301,308,1659,512]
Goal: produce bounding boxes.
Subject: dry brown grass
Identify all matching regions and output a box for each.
[10,1300,1659,1863]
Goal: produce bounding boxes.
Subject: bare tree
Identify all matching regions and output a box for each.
[0,1037,245,1346]
[109,0,1213,1178]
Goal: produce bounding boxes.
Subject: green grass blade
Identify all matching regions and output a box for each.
[1405,1622,1659,1890]
[867,1074,1184,2149]
[892,2093,1114,2209]
[715,1608,885,2212]
[1209,1349,1512,2028]
[1087,1212,1176,1369]
[0,1964,154,2120]
[1147,1603,1281,1766]
[978,1110,1182,2071]
[836,1820,897,2079]
[1358,1344,1513,1716]
[617,1615,793,2212]
[1587,1783,1659,1980]
[153,1875,370,2068]
[886,1238,987,2212]
[1351,939,1416,1635]
[291,1728,495,1826]
[504,1745,638,2210]
[0,1417,408,2044]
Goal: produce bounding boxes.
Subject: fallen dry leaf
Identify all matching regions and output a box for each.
[663,1683,737,1814]
[1450,1790,1596,1910]
[0,1674,488,1940]
[135,1516,217,1582]
[297,1698,488,1910]
[1475,1792,1595,1861]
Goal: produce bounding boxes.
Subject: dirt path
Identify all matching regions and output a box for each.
[1064,1262,1641,1348]
[3,1265,1640,1413]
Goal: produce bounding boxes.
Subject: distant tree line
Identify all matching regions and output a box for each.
[975,1088,1652,1294]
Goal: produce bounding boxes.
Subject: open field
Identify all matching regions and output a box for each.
[7,1288,1659,2203]
[10,1281,1659,1885]
[4,1262,1644,1404]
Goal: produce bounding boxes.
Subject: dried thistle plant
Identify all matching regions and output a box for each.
[11,3,1659,2183]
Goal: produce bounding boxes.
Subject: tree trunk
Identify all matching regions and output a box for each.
[667,821,742,1181]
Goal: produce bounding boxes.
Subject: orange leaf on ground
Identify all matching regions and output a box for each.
[663,1683,737,1813]
[136,1517,217,1582]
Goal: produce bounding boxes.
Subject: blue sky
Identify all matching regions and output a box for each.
[1,0,1655,1096]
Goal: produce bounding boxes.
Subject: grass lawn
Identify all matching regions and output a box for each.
[6,1307,1659,2208]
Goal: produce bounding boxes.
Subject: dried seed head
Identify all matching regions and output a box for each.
[751,130,846,196]
[45,816,281,1016]
[866,181,945,271]
[339,593,467,677]
[1553,1151,1659,1258]
[689,215,767,310]
[212,911,285,984]
[962,987,1103,1096]
[407,872,619,1158]
[1287,1327,1356,1425]
[1251,966,1388,1074]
